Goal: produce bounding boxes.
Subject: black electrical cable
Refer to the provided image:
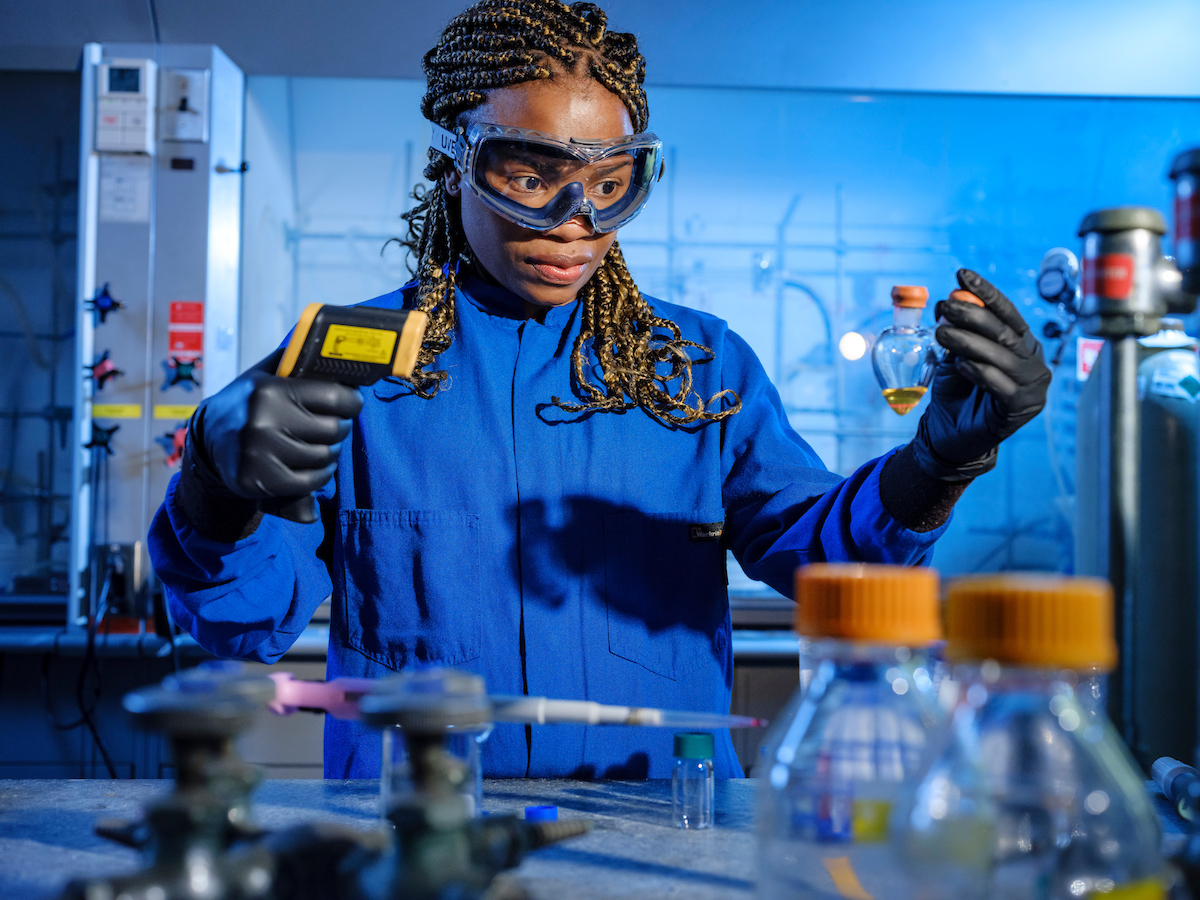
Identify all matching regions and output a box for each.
[82,443,118,779]
[1050,320,1077,369]
[55,440,119,777]
[41,653,85,730]
[77,573,117,779]
[145,0,162,44]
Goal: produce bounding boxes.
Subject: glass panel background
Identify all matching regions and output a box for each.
[240,75,1200,580]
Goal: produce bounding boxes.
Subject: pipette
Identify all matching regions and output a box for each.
[266,673,766,728]
[489,695,765,728]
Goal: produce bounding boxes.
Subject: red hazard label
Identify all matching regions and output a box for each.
[169,330,203,354]
[1082,253,1135,300]
[169,301,204,325]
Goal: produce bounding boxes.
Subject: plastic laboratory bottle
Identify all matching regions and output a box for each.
[872,285,939,415]
[672,731,715,829]
[756,563,943,899]
[894,575,1166,900]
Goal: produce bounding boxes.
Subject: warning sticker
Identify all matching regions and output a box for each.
[92,404,142,419]
[154,404,198,420]
[1077,337,1105,382]
[321,324,396,364]
[1150,372,1200,403]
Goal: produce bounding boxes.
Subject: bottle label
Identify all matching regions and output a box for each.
[850,799,891,842]
[1150,370,1200,402]
[1094,878,1166,900]
[795,786,891,843]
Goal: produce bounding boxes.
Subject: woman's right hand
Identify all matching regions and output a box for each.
[190,348,363,503]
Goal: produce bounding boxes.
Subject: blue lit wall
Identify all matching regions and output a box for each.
[240,76,1200,580]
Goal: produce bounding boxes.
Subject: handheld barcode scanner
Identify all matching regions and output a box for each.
[268,303,428,523]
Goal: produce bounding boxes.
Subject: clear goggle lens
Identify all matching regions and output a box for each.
[431,122,662,233]
[476,139,651,212]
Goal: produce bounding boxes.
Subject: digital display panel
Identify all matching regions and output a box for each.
[108,67,141,93]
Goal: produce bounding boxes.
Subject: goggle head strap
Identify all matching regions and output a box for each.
[429,121,466,170]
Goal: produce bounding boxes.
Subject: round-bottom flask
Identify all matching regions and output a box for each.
[872,286,938,416]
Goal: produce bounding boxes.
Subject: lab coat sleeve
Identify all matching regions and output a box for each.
[719,328,947,597]
[147,472,333,662]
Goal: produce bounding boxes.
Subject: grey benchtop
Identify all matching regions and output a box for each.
[2,777,1190,899]
[0,778,758,899]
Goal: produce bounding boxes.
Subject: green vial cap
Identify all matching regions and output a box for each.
[673,731,714,760]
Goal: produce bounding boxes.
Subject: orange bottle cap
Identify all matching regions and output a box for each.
[794,563,941,645]
[944,574,1117,672]
[948,289,985,308]
[891,285,929,309]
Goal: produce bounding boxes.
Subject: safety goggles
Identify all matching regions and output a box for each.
[430,121,664,233]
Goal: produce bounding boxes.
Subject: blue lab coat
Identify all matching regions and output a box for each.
[149,276,946,780]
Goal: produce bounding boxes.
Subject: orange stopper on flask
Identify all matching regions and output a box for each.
[948,289,985,308]
[891,286,929,309]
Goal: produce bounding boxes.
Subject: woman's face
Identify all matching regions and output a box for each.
[444,76,633,317]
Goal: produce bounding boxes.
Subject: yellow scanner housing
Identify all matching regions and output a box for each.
[276,303,429,384]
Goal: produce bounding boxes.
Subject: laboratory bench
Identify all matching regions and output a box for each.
[0,777,759,899]
[0,777,1192,900]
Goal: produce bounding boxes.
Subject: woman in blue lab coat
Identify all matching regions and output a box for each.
[148,0,1050,780]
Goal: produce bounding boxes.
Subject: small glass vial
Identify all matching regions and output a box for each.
[672,732,715,829]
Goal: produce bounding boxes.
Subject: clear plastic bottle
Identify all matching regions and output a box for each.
[672,732,715,829]
[872,286,939,416]
[895,575,1166,900]
[756,563,943,899]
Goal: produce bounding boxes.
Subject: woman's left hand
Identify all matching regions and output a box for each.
[909,268,1052,482]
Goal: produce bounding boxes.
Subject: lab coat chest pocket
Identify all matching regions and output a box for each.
[340,509,482,669]
[603,511,729,680]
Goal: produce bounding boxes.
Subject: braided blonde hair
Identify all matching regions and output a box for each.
[398,0,740,424]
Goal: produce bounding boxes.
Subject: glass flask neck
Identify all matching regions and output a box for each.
[891,305,925,329]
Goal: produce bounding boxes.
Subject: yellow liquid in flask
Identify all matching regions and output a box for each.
[882,386,927,415]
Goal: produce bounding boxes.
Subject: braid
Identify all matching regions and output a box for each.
[396,0,738,424]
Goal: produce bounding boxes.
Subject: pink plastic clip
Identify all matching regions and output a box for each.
[266,672,376,720]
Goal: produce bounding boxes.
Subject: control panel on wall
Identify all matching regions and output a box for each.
[160,68,209,143]
[96,58,156,154]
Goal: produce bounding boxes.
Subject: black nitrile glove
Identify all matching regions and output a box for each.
[910,269,1051,482]
[176,349,363,540]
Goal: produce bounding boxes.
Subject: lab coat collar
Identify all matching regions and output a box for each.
[458,274,580,329]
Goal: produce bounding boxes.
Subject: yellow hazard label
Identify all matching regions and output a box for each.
[321,324,396,364]
[851,799,891,842]
[92,403,142,419]
[154,404,197,420]
[1094,878,1166,899]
